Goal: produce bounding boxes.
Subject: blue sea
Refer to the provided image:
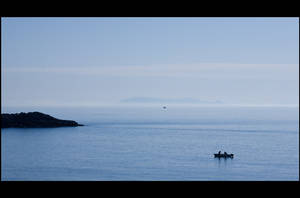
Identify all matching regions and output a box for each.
[1,106,299,181]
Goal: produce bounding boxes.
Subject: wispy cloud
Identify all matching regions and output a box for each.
[3,63,298,79]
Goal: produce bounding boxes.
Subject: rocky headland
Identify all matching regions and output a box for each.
[1,112,83,128]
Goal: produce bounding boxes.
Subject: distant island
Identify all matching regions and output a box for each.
[1,112,83,128]
[121,97,223,104]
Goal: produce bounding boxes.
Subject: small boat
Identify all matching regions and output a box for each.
[214,153,234,158]
[163,106,167,109]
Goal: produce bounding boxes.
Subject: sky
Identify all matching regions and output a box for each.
[1,17,299,107]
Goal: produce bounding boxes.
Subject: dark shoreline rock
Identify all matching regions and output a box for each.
[1,112,84,128]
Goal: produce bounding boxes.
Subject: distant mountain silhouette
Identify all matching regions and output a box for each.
[1,112,83,128]
[121,97,223,104]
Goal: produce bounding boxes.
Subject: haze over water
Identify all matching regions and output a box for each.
[1,105,299,181]
[1,18,299,181]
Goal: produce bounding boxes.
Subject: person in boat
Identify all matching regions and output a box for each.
[218,151,221,155]
[224,152,228,156]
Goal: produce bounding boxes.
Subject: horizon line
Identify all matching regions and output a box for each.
[1,103,299,108]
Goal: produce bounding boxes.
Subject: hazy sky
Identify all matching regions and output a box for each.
[1,17,299,107]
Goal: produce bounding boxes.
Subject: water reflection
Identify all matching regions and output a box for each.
[216,157,233,168]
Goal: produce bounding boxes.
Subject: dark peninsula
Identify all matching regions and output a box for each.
[1,112,83,128]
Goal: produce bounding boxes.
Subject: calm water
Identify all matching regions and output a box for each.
[1,106,299,181]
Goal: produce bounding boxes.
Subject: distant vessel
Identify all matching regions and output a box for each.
[214,152,234,158]
[163,106,167,109]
